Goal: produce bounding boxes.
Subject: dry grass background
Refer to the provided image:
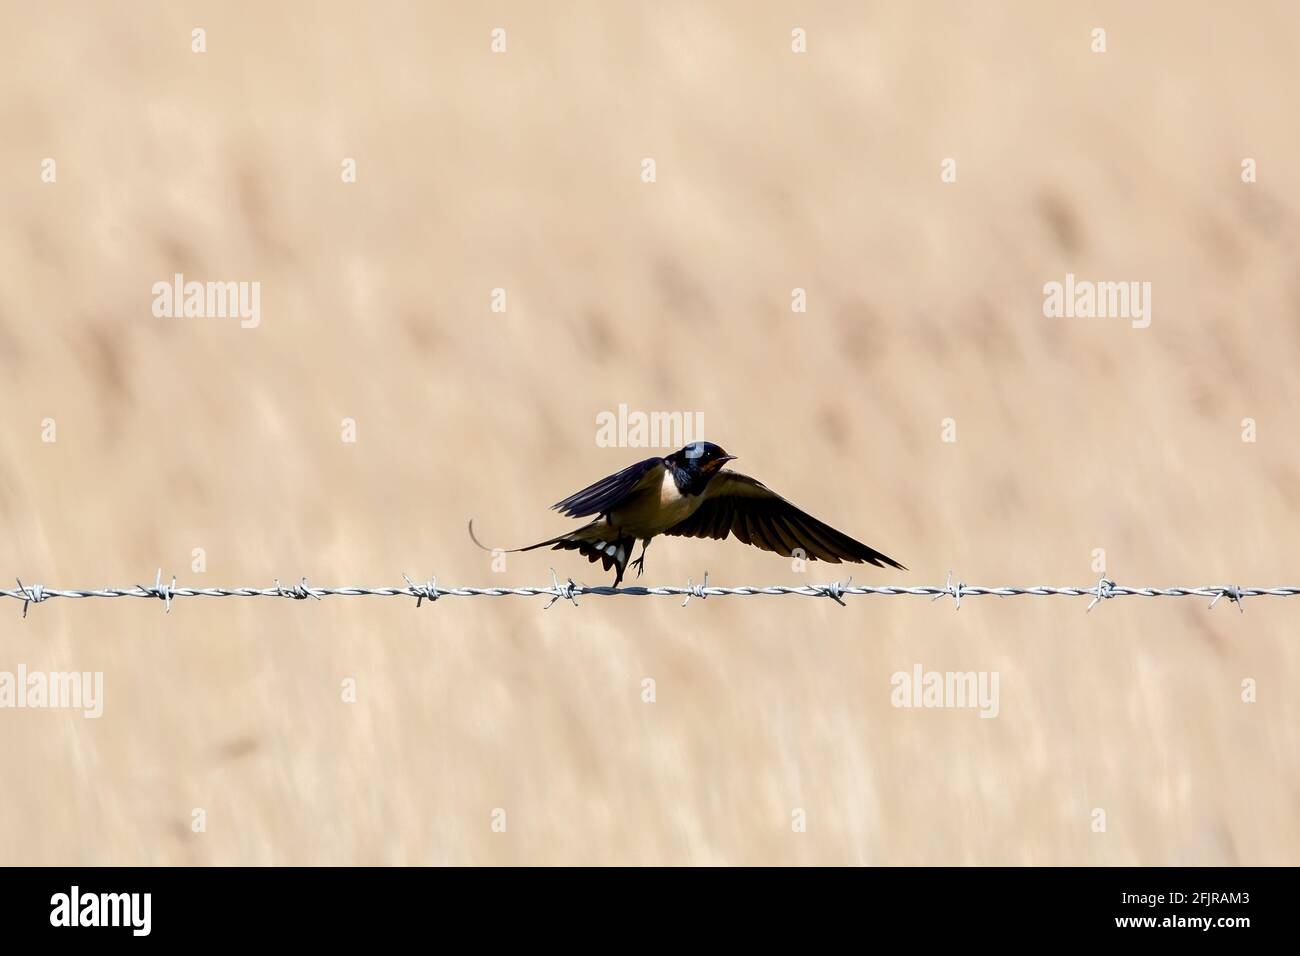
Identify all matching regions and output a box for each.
[1,1,1298,865]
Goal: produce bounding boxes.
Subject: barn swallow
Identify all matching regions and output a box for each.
[470,441,905,586]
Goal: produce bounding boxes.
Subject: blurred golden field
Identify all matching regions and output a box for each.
[1,1,1298,865]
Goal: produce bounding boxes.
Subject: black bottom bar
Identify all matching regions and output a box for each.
[0,866,1286,942]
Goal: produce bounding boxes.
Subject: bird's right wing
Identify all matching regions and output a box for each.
[552,457,665,518]
[663,471,906,569]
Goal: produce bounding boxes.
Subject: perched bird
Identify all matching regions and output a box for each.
[471,441,905,586]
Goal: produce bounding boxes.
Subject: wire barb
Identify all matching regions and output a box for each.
[1087,575,1116,612]
[15,578,45,618]
[681,571,710,607]
[1209,585,1245,613]
[139,568,177,613]
[275,577,320,601]
[932,570,966,610]
[819,575,852,607]
[403,574,439,608]
[544,568,580,609]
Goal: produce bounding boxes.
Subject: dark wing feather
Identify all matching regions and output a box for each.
[552,457,664,518]
[664,471,906,569]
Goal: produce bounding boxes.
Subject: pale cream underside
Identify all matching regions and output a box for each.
[598,465,707,540]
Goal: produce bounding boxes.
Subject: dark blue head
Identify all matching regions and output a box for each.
[666,441,736,492]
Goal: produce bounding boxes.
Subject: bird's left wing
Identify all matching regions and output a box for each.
[663,471,906,569]
[552,456,665,518]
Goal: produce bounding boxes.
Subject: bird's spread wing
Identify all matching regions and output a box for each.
[663,471,906,569]
[552,457,665,518]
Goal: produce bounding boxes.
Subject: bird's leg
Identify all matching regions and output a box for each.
[630,539,652,578]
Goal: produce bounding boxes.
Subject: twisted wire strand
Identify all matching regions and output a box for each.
[2,571,1296,615]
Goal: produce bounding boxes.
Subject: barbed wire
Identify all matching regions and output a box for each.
[2,570,1297,616]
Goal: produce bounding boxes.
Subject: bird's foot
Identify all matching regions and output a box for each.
[630,555,646,578]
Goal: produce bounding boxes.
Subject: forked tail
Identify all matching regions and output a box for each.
[467,519,635,583]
